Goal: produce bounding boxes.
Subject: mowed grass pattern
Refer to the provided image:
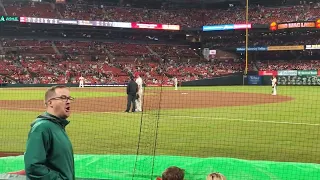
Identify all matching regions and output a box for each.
[0,86,319,163]
[0,88,125,100]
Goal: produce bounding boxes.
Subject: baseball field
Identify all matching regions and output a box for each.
[0,86,319,180]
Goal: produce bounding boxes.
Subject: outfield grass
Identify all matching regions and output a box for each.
[0,89,125,100]
[0,86,319,164]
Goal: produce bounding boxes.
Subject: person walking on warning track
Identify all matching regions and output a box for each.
[79,75,84,88]
[271,75,277,95]
[173,77,178,90]
[135,72,143,112]
[125,75,138,113]
[24,85,75,180]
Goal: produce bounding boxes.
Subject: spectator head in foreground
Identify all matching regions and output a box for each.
[45,85,74,119]
[162,166,185,180]
[206,172,226,180]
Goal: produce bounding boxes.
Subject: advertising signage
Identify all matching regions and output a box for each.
[270,20,320,30]
[236,47,268,51]
[278,22,316,29]
[277,70,297,76]
[259,71,278,76]
[19,17,180,31]
[203,24,251,31]
[306,45,320,50]
[259,70,320,77]
[267,45,304,51]
[131,22,180,30]
[0,16,19,22]
[297,70,318,76]
[248,75,262,85]
[277,76,320,86]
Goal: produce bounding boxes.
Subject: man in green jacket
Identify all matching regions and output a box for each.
[24,85,75,180]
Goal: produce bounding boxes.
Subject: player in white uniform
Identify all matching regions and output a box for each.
[135,73,143,112]
[79,76,85,88]
[271,76,277,95]
[173,77,178,90]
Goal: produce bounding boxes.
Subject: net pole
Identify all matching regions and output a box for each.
[245,0,249,75]
[243,0,249,85]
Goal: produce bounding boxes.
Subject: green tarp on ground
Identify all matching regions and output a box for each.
[0,155,319,180]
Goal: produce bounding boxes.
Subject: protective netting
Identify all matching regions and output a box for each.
[0,86,320,180]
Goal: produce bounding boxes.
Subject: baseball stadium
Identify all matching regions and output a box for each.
[0,0,320,180]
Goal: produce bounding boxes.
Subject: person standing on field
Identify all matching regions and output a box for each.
[24,85,75,180]
[125,75,138,112]
[135,72,143,112]
[271,75,277,95]
[173,77,178,90]
[79,75,85,88]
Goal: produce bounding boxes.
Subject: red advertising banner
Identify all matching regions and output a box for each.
[259,71,278,76]
[318,70,320,76]
[131,22,180,30]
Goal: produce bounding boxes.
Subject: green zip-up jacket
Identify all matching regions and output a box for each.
[24,112,75,180]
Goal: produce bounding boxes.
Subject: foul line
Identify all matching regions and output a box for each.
[0,107,125,115]
[158,114,320,126]
[1,107,319,126]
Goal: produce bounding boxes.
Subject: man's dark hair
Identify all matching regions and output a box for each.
[130,75,135,80]
[162,166,185,180]
[45,85,67,102]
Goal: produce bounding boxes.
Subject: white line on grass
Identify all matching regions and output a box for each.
[1,106,319,126]
[0,107,126,115]
[158,114,320,126]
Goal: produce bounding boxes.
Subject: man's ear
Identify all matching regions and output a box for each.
[45,100,52,107]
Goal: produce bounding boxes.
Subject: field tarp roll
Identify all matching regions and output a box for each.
[0,155,320,180]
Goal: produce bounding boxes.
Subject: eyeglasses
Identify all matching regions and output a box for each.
[48,95,75,103]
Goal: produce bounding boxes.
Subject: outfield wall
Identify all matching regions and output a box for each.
[1,72,320,87]
[181,72,244,86]
[183,72,320,86]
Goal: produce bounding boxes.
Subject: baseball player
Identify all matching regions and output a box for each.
[79,76,85,88]
[135,72,143,112]
[173,77,178,90]
[271,75,277,95]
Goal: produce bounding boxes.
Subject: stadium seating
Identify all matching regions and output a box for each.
[256,60,320,70]
[54,3,320,26]
[205,31,320,48]
[1,0,320,85]
[1,37,320,85]
[2,0,320,26]
[2,1,58,18]
[0,39,213,84]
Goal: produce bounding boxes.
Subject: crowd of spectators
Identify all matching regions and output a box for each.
[0,39,238,85]
[0,55,243,85]
[2,0,320,27]
[3,0,59,18]
[204,30,320,48]
[1,38,320,85]
[256,60,320,70]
